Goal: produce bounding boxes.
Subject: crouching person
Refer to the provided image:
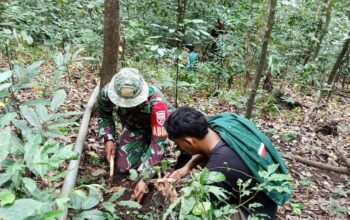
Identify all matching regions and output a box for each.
[95,68,172,202]
[164,107,292,219]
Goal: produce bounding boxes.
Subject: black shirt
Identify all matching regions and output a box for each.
[206,141,277,219]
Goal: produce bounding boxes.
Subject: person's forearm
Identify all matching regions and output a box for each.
[184,154,208,170]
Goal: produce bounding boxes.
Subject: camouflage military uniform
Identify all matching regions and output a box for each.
[96,84,172,176]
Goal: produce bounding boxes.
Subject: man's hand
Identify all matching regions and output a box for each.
[168,166,190,180]
[105,141,115,163]
[131,180,148,203]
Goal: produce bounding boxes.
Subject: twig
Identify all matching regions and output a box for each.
[283,154,350,175]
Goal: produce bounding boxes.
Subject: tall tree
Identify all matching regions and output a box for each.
[245,0,277,119]
[304,0,334,65]
[100,0,120,88]
[176,0,187,46]
[327,30,350,86]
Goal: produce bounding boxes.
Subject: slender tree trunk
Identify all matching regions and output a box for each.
[304,0,333,65]
[176,0,187,46]
[245,0,277,119]
[100,0,120,88]
[311,0,333,61]
[327,30,350,86]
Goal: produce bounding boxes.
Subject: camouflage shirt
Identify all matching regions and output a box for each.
[95,84,173,143]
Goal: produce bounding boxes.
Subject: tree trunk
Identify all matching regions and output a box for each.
[311,0,333,61]
[100,0,120,88]
[327,30,350,86]
[245,0,277,119]
[304,0,333,65]
[176,0,187,46]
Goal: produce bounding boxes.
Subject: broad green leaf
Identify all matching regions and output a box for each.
[0,190,15,206]
[192,202,211,216]
[56,197,70,210]
[9,132,24,154]
[0,112,17,128]
[118,200,141,209]
[54,52,64,67]
[0,128,11,164]
[20,105,42,130]
[69,190,87,210]
[75,209,105,220]
[0,83,12,91]
[50,89,66,112]
[23,177,38,194]
[0,199,43,219]
[36,104,49,122]
[179,197,196,217]
[12,119,33,139]
[108,187,126,203]
[129,169,138,181]
[0,173,11,186]
[25,61,43,82]
[42,210,64,220]
[81,189,100,210]
[0,70,12,83]
[206,171,226,184]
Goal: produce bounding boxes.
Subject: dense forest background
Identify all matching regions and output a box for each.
[0,0,349,219]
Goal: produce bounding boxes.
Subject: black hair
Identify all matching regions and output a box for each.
[164,107,209,140]
[210,29,219,38]
[185,44,195,52]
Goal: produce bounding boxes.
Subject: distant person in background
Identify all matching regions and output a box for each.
[184,44,199,71]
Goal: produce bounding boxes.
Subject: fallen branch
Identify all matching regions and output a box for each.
[335,145,350,169]
[283,154,350,175]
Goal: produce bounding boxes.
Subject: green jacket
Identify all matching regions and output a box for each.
[208,113,292,205]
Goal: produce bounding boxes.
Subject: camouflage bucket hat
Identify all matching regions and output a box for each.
[107,68,149,108]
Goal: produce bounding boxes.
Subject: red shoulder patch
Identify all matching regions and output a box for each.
[151,102,169,138]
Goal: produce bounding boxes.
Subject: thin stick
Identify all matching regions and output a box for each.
[109,154,115,185]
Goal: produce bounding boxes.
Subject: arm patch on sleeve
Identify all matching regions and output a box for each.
[151,102,169,138]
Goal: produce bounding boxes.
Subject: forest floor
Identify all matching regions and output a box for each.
[12,60,350,219]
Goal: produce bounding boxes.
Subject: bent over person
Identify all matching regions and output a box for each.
[95,68,172,201]
[164,107,292,219]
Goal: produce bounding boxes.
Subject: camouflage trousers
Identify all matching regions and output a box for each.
[116,128,166,172]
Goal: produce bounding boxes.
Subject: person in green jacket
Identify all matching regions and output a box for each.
[164,107,292,220]
[184,44,199,71]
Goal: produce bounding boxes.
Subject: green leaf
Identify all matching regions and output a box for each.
[0,199,43,220]
[206,171,226,184]
[0,190,16,206]
[0,70,13,83]
[291,202,305,216]
[0,128,11,164]
[20,105,42,130]
[36,104,50,122]
[54,52,64,66]
[50,89,66,112]
[118,200,141,209]
[75,209,105,220]
[129,169,138,181]
[23,177,38,194]
[25,61,43,82]
[0,83,12,91]
[0,112,17,128]
[42,210,64,219]
[108,188,126,203]
[179,197,196,217]
[81,189,100,210]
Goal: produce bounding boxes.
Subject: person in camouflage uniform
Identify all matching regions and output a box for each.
[95,68,172,202]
